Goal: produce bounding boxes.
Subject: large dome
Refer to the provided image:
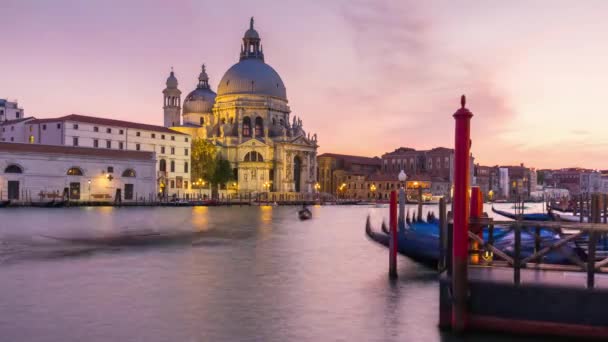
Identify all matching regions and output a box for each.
[217,59,286,100]
[183,87,216,114]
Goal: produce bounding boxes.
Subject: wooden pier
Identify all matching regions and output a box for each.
[441,95,608,339]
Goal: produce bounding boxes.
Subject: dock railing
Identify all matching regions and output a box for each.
[439,193,608,289]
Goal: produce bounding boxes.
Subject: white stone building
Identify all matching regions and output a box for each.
[3,114,192,197]
[0,99,25,122]
[0,142,156,202]
[167,18,319,194]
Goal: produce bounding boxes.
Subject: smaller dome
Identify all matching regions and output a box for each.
[244,28,259,39]
[183,88,216,114]
[166,70,178,89]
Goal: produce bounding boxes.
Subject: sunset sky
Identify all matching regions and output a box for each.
[1,0,607,169]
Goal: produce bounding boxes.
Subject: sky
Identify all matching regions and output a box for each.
[1,0,607,169]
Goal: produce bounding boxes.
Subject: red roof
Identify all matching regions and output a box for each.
[28,114,187,135]
[317,153,381,165]
[0,142,155,160]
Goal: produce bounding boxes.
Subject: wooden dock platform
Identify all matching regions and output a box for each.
[440,266,608,338]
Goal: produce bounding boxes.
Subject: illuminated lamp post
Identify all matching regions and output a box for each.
[314,182,320,201]
[398,170,407,228]
[88,179,91,202]
[370,183,377,202]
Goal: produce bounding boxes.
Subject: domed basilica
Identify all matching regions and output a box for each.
[163,18,319,193]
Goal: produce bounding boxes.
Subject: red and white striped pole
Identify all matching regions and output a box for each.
[389,190,398,278]
[452,95,473,332]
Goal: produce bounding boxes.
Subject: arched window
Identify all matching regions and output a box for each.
[66,167,83,176]
[122,169,136,177]
[200,117,204,125]
[159,159,166,172]
[4,164,22,173]
[170,160,175,172]
[255,117,263,136]
[244,151,264,162]
[242,117,251,137]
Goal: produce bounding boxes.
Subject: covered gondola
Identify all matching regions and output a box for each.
[298,207,312,220]
[491,206,553,221]
[366,213,579,268]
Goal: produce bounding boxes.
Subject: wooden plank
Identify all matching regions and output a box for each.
[521,232,583,264]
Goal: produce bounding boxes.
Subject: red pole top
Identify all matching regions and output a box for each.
[453,95,473,119]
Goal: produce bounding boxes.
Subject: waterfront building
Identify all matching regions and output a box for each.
[3,113,192,197]
[316,153,381,196]
[543,168,601,196]
[168,18,319,194]
[0,142,156,202]
[0,117,35,143]
[0,99,25,122]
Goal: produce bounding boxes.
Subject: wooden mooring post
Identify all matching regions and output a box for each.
[388,190,398,279]
[451,95,472,332]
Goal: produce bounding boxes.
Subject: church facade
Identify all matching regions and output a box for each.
[165,18,318,194]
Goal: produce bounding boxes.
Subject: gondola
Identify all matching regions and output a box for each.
[298,207,312,220]
[366,214,579,268]
[491,206,553,221]
[30,200,67,208]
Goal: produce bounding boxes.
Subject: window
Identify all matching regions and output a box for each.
[106,128,112,133]
[242,117,251,136]
[67,167,83,176]
[29,126,33,132]
[136,143,140,151]
[42,124,46,130]
[136,131,141,137]
[124,184,134,200]
[119,142,124,150]
[184,162,189,173]
[161,134,165,140]
[185,137,188,142]
[15,112,20,118]
[119,129,124,135]
[170,160,175,172]
[10,126,14,131]
[73,124,79,129]
[170,180,175,188]
[57,123,61,129]
[244,151,263,162]
[122,169,136,177]
[106,140,111,149]
[159,159,166,172]
[171,136,175,141]
[94,126,99,132]
[107,166,114,173]
[93,139,99,148]
[161,146,165,154]
[151,133,156,138]
[254,117,263,136]
[185,148,188,156]
[4,164,23,173]
[10,137,13,142]
[73,137,79,146]
[28,135,34,143]
[184,181,188,189]
[170,147,175,155]
[200,117,204,125]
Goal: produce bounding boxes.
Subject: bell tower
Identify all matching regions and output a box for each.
[163,68,181,127]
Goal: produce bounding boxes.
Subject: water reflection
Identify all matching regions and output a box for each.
[0,203,553,342]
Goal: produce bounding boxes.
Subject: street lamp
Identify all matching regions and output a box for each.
[370,183,377,201]
[398,170,407,224]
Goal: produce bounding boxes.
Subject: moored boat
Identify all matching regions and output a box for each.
[492,206,553,221]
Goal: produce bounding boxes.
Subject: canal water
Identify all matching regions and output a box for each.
[0,203,554,341]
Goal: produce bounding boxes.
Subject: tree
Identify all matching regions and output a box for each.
[212,157,234,189]
[191,138,217,186]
